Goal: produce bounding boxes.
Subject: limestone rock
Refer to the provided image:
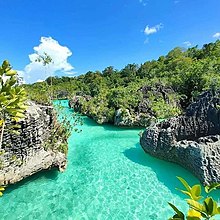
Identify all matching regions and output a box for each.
[69,95,92,114]
[114,109,134,126]
[140,90,220,185]
[0,101,67,185]
[114,109,153,127]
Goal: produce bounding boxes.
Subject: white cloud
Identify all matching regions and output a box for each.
[22,37,74,83]
[213,32,220,38]
[183,41,192,47]
[139,0,147,6]
[144,24,163,35]
[64,71,77,75]
[36,79,44,83]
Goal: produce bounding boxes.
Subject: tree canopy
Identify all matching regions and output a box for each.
[24,40,220,123]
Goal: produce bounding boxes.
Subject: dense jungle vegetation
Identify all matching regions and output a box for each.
[24,40,220,125]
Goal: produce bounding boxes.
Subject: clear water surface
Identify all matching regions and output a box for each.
[1,100,219,220]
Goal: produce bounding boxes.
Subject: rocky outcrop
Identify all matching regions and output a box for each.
[69,95,113,124]
[56,90,69,100]
[69,84,179,127]
[140,90,220,185]
[69,95,92,114]
[114,109,152,127]
[0,102,67,185]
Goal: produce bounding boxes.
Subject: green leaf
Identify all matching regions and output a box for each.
[191,185,202,201]
[12,116,24,122]
[186,217,201,220]
[0,187,5,191]
[187,209,201,220]
[169,217,185,220]
[16,104,27,110]
[187,199,204,214]
[10,130,20,135]
[7,108,26,114]
[203,197,220,216]
[0,120,4,126]
[0,186,5,197]
[168,202,185,219]
[8,77,17,86]
[5,69,17,76]
[177,189,192,198]
[0,95,7,102]
[8,124,21,129]
[0,67,4,75]
[176,177,202,201]
[177,176,191,192]
[13,112,26,119]
[2,60,10,70]
[205,183,220,193]
[204,197,214,216]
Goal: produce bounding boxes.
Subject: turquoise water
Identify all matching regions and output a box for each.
[0,100,219,219]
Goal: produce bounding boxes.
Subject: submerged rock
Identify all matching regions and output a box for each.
[140,90,220,185]
[0,102,67,185]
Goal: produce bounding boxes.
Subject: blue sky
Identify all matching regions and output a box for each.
[0,0,219,83]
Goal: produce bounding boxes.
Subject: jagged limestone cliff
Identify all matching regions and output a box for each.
[140,90,220,185]
[0,102,67,185]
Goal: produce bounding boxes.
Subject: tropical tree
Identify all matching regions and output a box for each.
[35,52,53,67]
[0,60,27,149]
[35,52,53,100]
[0,60,27,197]
[25,40,220,120]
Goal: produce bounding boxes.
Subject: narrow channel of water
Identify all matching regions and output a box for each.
[1,100,219,219]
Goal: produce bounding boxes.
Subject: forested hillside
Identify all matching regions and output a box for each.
[24,40,220,126]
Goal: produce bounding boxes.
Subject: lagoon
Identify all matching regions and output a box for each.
[0,100,217,219]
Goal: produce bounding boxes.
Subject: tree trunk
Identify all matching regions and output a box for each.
[0,120,5,149]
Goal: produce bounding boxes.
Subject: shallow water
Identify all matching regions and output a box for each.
[0,100,219,219]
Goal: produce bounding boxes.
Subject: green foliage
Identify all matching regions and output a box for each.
[24,40,220,123]
[0,60,27,197]
[44,104,83,155]
[35,52,53,100]
[23,82,50,105]
[186,198,220,218]
[169,177,220,220]
[35,52,53,66]
[0,60,27,120]
[176,176,203,201]
[205,183,220,194]
[148,92,181,119]
[168,202,185,220]
[0,60,27,148]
